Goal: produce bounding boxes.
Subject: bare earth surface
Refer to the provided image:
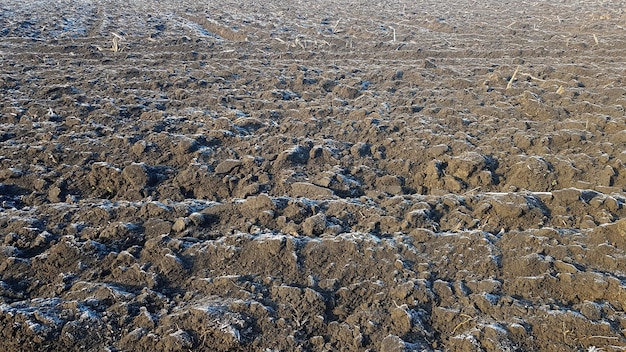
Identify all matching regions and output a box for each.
[1,0,626,351]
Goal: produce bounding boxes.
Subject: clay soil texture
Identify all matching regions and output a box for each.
[2,0,626,351]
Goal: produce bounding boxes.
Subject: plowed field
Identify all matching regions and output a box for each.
[2,1,626,351]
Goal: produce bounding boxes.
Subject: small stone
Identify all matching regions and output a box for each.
[172,217,190,232]
[302,213,327,236]
[580,219,597,229]
[131,140,147,155]
[188,212,205,226]
[48,186,63,203]
[34,178,48,191]
[604,196,620,213]
[394,259,405,270]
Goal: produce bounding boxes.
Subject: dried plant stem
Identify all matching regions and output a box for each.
[96,32,123,52]
[582,335,619,341]
[111,32,123,52]
[451,314,475,335]
[332,19,341,32]
[506,65,520,90]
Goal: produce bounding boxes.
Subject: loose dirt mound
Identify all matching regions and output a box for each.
[2,0,626,351]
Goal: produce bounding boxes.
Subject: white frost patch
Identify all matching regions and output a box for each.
[483,191,553,197]
[169,328,188,338]
[486,323,507,334]
[79,306,99,320]
[332,231,383,244]
[165,253,183,265]
[27,320,45,333]
[0,298,65,330]
[253,232,292,241]
[91,162,121,172]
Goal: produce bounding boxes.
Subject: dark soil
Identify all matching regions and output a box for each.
[2,0,626,351]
